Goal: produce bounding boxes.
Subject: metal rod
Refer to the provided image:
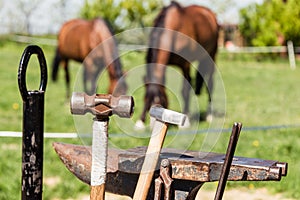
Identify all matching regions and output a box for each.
[214,122,242,200]
[18,45,47,200]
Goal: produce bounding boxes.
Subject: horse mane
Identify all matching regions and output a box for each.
[99,18,115,35]
[146,1,184,81]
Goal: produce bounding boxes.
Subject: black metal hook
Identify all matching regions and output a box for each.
[18,45,47,101]
[18,45,47,200]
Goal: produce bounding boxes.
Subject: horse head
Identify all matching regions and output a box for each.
[144,82,168,110]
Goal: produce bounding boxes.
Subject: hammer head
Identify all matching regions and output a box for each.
[149,105,186,126]
[111,95,134,118]
[70,92,134,118]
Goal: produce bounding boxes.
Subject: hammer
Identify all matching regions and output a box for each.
[71,92,134,200]
[133,105,187,200]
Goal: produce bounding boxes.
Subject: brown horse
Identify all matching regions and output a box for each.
[137,2,219,127]
[52,17,127,97]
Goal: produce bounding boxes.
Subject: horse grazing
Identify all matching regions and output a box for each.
[137,2,219,128]
[52,18,127,97]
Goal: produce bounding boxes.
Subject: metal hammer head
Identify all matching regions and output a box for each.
[149,105,186,126]
[71,92,134,118]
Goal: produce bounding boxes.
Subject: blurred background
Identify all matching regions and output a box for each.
[0,0,299,199]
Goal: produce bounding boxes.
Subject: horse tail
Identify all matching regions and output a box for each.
[52,47,61,81]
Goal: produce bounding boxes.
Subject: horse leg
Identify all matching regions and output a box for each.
[135,95,152,131]
[180,63,191,128]
[139,102,150,122]
[199,55,215,122]
[83,67,87,94]
[206,65,215,122]
[195,55,215,122]
[82,57,94,95]
[181,63,191,114]
[90,63,102,95]
[51,47,61,82]
[83,65,91,95]
[83,56,103,95]
[63,59,70,98]
[195,69,204,95]
[82,56,94,95]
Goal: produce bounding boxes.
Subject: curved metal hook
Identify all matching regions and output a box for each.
[18,45,47,101]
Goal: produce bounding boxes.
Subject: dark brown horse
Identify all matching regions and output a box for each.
[137,2,219,127]
[52,18,127,97]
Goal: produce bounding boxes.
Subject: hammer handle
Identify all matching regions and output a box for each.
[90,120,108,200]
[133,122,168,200]
[90,185,105,200]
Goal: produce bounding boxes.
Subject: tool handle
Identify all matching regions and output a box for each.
[90,185,105,200]
[90,120,108,200]
[133,122,168,200]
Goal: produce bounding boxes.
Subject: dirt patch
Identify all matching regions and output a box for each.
[76,188,293,200]
[196,188,292,200]
[44,176,61,188]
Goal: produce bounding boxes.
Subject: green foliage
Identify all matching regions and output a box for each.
[239,0,300,46]
[80,0,121,32]
[239,5,258,45]
[239,0,284,46]
[281,0,300,46]
[80,0,163,33]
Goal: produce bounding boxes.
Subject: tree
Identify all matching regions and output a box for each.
[281,0,300,46]
[239,0,300,46]
[239,0,285,46]
[17,0,41,35]
[80,0,162,34]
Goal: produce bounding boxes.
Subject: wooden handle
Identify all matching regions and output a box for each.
[90,185,105,200]
[90,120,108,200]
[133,122,168,200]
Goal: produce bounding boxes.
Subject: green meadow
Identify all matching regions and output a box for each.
[0,40,300,199]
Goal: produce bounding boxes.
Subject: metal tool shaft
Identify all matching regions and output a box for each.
[18,45,47,200]
[214,122,242,200]
[21,91,45,200]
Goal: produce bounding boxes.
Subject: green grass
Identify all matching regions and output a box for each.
[0,40,300,199]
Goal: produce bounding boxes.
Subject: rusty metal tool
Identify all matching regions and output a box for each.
[133,105,187,200]
[154,159,173,200]
[18,45,47,200]
[214,122,242,200]
[71,92,134,200]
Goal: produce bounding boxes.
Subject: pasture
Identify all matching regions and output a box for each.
[0,40,300,199]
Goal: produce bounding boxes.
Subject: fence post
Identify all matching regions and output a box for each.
[287,40,296,70]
